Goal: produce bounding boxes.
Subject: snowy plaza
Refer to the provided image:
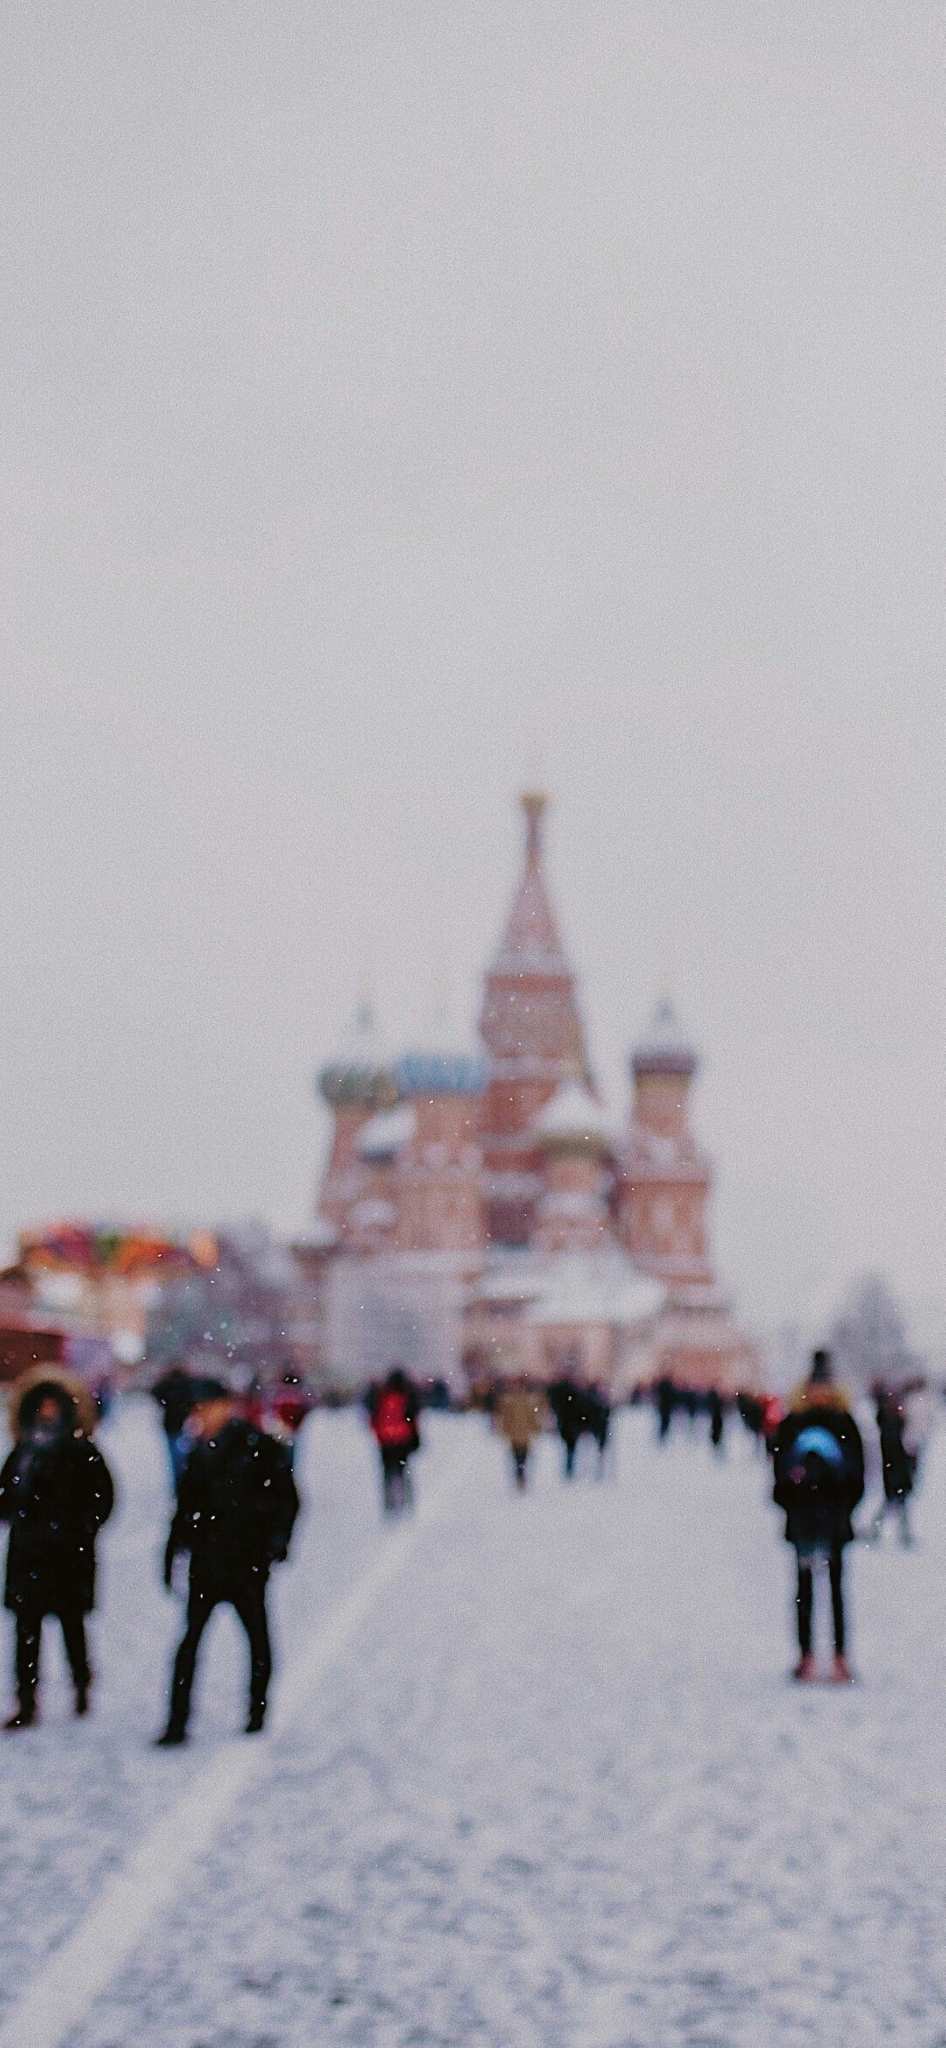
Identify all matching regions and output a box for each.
[1,1399,945,2048]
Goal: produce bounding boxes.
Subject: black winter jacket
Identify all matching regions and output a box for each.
[878,1403,916,1502]
[152,1368,198,1439]
[0,1431,115,1615]
[772,1401,865,1548]
[166,1420,299,1585]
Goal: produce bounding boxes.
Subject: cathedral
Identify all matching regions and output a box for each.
[312,794,755,1395]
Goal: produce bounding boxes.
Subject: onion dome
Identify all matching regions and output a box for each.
[356,1102,417,1162]
[393,1049,485,1099]
[631,997,698,1081]
[533,1079,611,1153]
[317,1001,396,1110]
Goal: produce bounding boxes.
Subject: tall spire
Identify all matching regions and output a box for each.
[479,794,590,1243]
[491,790,568,975]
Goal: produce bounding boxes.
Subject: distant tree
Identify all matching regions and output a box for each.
[827,1273,922,1392]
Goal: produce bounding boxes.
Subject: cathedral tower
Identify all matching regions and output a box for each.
[533,1078,611,1254]
[618,998,713,1285]
[391,1051,485,1255]
[479,793,589,1245]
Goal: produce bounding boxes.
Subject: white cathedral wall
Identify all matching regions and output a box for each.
[324,1253,470,1393]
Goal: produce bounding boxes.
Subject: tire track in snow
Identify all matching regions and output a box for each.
[0,1436,468,2048]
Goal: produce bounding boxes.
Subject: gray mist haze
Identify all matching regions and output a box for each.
[2,6,945,1335]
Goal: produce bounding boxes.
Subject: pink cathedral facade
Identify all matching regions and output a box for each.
[312,794,755,1395]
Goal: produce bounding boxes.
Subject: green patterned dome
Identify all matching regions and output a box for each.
[317,1003,396,1110]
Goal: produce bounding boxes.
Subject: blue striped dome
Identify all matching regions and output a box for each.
[393,1050,485,1098]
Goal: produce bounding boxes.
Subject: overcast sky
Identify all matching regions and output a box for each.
[2,4,945,1336]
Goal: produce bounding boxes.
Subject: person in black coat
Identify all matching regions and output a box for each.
[151,1362,198,1491]
[547,1375,585,1478]
[155,1379,300,1745]
[870,1390,917,1546]
[655,1375,676,1443]
[583,1385,612,1476]
[0,1369,115,1730]
[707,1388,727,1455]
[772,1349,864,1683]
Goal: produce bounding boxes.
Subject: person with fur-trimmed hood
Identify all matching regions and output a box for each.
[154,1379,299,1745]
[0,1368,115,1730]
[772,1348,864,1684]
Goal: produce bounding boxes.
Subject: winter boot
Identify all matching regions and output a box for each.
[153,1725,188,1747]
[244,1709,266,1735]
[830,1654,854,1684]
[792,1654,816,1683]
[3,1705,36,1731]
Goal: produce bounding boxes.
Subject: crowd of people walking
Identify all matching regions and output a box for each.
[492,1374,612,1488]
[0,1341,934,1733]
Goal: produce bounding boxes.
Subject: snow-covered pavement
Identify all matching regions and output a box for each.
[2,1400,946,2047]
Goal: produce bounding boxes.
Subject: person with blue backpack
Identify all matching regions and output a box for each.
[772,1348,865,1683]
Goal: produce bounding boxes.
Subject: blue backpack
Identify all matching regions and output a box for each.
[787,1424,848,1494]
[793,1425,845,1467]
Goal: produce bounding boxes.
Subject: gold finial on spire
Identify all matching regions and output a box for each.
[520,788,549,859]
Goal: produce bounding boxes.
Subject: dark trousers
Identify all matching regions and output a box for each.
[379,1446,413,1513]
[510,1444,529,1489]
[167,1573,272,1733]
[796,1548,846,1656]
[15,1604,90,1709]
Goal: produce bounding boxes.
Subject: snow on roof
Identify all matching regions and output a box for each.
[629,1126,680,1167]
[538,1188,606,1221]
[351,1198,397,1231]
[534,1079,611,1149]
[305,1214,340,1251]
[356,1102,417,1161]
[527,1251,665,1329]
[470,1253,548,1305]
[472,1246,665,1328]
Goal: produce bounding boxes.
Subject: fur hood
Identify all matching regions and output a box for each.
[787,1379,852,1417]
[7,1366,98,1439]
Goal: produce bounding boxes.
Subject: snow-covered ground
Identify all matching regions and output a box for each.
[1,1399,946,2047]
